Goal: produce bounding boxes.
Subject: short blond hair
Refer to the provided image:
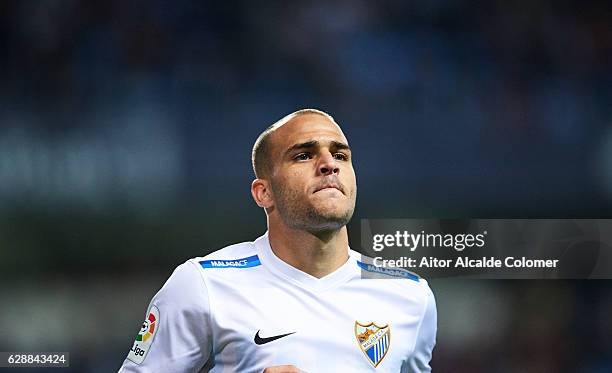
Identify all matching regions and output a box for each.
[251,109,335,178]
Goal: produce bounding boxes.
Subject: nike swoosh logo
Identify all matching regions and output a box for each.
[253,330,296,345]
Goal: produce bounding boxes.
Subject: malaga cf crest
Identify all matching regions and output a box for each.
[355,321,391,367]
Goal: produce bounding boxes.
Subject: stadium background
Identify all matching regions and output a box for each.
[1,1,611,372]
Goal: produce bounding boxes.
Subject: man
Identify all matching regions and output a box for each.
[119,109,437,372]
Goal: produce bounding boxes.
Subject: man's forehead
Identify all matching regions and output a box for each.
[270,113,348,148]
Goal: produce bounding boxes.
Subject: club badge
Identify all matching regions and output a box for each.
[355,321,391,367]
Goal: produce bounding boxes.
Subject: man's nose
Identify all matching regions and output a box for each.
[318,151,339,175]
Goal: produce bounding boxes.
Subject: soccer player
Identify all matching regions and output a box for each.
[118,109,437,372]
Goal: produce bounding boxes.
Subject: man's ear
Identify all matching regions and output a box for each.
[251,178,274,209]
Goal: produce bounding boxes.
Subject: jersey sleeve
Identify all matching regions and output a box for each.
[401,284,437,373]
[118,261,213,372]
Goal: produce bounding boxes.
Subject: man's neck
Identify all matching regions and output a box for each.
[267,224,350,279]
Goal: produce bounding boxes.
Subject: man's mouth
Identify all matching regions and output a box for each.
[314,182,343,194]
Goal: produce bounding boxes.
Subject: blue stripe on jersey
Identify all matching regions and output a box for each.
[357,261,420,282]
[366,344,376,363]
[200,255,261,269]
[366,334,389,366]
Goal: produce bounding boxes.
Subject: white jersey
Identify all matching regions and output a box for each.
[119,232,436,372]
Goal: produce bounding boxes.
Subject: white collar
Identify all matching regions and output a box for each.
[255,231,359,292]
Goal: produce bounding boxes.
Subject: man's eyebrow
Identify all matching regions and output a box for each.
[329,140,351,151]
[284,140,319,156]
[284,140,351,157]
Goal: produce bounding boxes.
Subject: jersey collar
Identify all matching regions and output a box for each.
[254,231,358,292]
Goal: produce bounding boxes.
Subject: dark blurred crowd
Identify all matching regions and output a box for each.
[1,1,611,372]
[1,1,611,215]
[2,1,610,109]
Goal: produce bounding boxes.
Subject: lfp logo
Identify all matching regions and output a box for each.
[127,305,160,364]
[136,311,157,342]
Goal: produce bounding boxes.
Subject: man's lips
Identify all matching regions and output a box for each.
[313,183,343,194]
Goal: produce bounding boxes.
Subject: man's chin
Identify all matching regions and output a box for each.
[307,209,353,230]
[276,200,355,232]
[305,220,349,234]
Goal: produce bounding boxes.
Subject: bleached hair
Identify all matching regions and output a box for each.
[251,109,335,178]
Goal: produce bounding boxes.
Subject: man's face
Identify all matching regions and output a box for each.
[266,113,357,232]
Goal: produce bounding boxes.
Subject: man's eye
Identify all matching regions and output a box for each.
[333,153,348,161]
[294,153,312,161]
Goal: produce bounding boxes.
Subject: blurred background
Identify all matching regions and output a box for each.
[1,0,611,372]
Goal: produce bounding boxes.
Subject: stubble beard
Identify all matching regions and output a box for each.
[270,180,355,233]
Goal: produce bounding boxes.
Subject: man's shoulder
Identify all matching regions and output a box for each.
[152,239,263,308]
[349,250,433,294]
[188,238,262,271]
